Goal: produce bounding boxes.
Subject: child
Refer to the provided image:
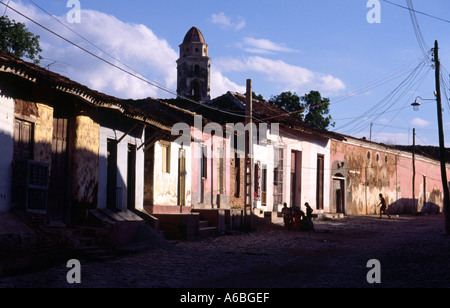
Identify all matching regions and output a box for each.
[377,194,391,219]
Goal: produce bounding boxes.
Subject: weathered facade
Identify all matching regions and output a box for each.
[194,91,344,218]
[0,50,183,273]
[330,136,450,216]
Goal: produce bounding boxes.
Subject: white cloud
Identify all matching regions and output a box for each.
[214,56,346,95]
[411,118,430,127]
[6,1,247,100]
[7,1,178,99]
[210,12,246,31]
[239,37,297,55]
[210,68,246,98]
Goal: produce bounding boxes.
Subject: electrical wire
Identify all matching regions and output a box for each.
[333,56,430,135]
[0,1,252,120]
[382,0,450,24]
[1,0,9,16]
[406,0,431,62]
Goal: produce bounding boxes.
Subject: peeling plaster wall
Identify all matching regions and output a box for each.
[190,127,230,210]
[330,138,450,215]
[0,96,14,212]
[153,141,192,207]
[70,115,99,210]
[33,103,53,167]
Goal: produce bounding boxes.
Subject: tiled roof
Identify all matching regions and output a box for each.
[0,50,194,131]
[393,145,450,164]
[182,27,206,44]
[193,91,345,141]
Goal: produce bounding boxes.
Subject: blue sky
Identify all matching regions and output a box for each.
[3,0,450,146]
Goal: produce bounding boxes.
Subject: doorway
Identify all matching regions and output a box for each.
[48,117,69,222]
[127,144,136,210]
[178,148,186,206]
[107,139,118,211]
[290,151,302,208]
[333,175,345,215]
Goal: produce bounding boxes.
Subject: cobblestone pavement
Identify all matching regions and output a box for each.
[1,214,449,288]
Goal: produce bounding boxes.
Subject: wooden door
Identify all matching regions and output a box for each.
[178,149,186,206]
[48,117,69,222]
[127,144,136,210]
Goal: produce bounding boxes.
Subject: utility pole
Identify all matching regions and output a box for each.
[433,40,450,234]
[244,79,254,231]
[412,128,416,214]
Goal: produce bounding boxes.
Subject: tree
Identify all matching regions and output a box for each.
[252,91,265,102]
[302,90,335,130]
[269,91,305,121]
[0,16,43,64]
[269,90,335,130]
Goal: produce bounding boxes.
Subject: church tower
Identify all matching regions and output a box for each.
[177,27,211,102]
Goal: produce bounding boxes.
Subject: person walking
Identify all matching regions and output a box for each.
[377,193,391,219]
[304,202,315,232]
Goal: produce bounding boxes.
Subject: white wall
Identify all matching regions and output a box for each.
[98,126,145,211]
[253,127,331,214]
[0,95,14,213]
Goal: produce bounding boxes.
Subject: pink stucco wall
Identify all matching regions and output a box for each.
[330,138,449,215]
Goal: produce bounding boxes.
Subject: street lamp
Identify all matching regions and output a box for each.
[411,96,435,111]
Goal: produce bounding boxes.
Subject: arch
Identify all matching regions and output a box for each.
[191,80,201,101]
[332,172,346,215]
[194,65,200,76]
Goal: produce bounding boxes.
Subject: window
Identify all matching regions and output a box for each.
[161,142,171,173]
[217,145,224,194]
[234,151,240,198]
[254,162,260,200]
[261,165,267,206]
[273,148,284,205]
[14,118,34,161]
[201,145,207,179]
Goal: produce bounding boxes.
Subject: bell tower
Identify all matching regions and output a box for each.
[177,27,211,102]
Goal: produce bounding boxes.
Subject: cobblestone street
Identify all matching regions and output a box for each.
[1,214,449,288]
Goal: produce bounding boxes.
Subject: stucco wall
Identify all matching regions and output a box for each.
[98,125,145,211]
[0,96,14,212]
[330,138,450,215]
[189,128,230,209]
[153,140,192,207]
[33,103,53,167]
[70,114,100,210]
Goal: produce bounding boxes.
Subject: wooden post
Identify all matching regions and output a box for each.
[433,40,450,234]
[412,128,416,214]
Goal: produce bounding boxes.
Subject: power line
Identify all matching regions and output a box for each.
[333,57,430,135]
[0,1,252,120]
[382,0,450,24]
[406,0,431,62]
[260,57,423,122]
